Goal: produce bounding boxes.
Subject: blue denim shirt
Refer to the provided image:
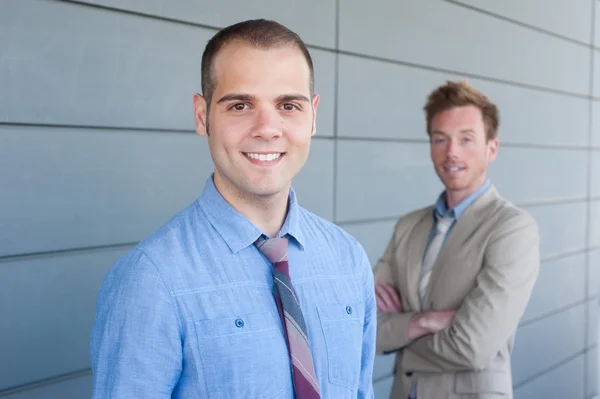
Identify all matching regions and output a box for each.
[91,176,376,399]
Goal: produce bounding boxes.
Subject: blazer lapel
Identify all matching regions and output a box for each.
[405,208,434,311]
[423,185,499,307]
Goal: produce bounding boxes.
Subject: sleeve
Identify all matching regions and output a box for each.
[90,249,183,398]
[373,221,417,354]
[402,212,540,372]
[358,246,377,399]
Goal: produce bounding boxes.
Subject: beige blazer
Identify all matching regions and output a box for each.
[374,185,540,399]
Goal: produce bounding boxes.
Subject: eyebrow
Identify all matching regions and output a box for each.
[275,94,311,103]
[216,93,255,104]
[216,93,311,104]
[431,129,475,136]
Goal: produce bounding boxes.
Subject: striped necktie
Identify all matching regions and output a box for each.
[255,236,321,399]
[419,214,454,307]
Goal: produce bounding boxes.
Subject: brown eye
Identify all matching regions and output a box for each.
[282,103,297,111]
[233,103,247,111]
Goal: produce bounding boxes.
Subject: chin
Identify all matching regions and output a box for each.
[248,181,289,198]
[440,179,467,192]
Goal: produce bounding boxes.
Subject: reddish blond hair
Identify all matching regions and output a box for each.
[424,80,500,141]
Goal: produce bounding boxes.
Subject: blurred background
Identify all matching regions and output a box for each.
[1,0,599,398]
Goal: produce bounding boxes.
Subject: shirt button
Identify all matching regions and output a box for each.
[346,306,353,315]
[235,318,244,328]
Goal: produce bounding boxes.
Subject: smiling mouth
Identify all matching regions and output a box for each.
[444,165,466,173]
[243,152,284,162]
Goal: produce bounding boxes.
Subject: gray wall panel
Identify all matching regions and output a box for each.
[596,51,600,98]
[589,300,599,347]
[3,374,93,399]
[511,304,586,385]
[0,249,125,390]
[339,0,590,94]
[588,346,599,399]
[0,0,204,130]
[592,151,600,198]
[488,148,588,203]
[0,0,335,136]
[372,354,396,381]
[312,51,336,137]
[524,202,587,259]
[451,0,592,43]
[337,55,589,146]
[596,2,600,47]
[340,220,398,266]
[591,201,600,248]
[593,102,600,148]
[521,254,586,323]
[591,250,600,301]
[336,141,443,222]
[292,139,335,221]
[0,126,208,257]
[72,0,337,48]
[513,355,585,399]
[373,376,394,399]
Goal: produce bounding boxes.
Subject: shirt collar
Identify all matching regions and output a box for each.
[198,175,305,254]
[434,178,491,220]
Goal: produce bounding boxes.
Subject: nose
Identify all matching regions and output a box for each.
[251,107,283,140]
[446,137,459,158]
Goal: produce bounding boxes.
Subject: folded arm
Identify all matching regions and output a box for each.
[402,213,540,372]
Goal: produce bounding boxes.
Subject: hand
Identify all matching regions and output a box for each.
[375,283,403,313]
[408,310,457,340]
[419,310,456,332]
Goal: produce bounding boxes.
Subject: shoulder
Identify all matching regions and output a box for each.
[103,200,203,290]
[396,205,432,226]
[487,195,538,238]
[387,205,433,244]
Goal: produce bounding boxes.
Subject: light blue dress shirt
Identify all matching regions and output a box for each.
[91,176,376,399]
[409,178,491,399]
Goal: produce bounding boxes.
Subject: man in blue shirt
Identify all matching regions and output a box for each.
[91,19,376,398]
[373,81,539,398]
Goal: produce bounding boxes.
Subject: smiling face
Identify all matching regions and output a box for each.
[193,41,319,204]
[430,105,498,203]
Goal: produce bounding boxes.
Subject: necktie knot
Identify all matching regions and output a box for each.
[255,236,289,264]
[435,214,454,235]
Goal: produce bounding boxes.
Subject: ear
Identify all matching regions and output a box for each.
[487,138,499,162]
[193,93,209,137]
[311,93,320,136]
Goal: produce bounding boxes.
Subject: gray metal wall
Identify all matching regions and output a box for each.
[1,0,599,398]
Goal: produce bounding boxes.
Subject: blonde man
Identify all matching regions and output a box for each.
[374,81,540,399]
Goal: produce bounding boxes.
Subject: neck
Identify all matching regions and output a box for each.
[445,190,469,210]
[445,176,487,210]
[213,175,289,238]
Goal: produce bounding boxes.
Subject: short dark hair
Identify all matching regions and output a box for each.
[201,19,314,107]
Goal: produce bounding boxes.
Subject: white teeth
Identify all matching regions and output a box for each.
[446,166,462,172]
[245,153,282,161]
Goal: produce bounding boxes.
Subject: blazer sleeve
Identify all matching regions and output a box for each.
[373,220,417,354]
[401,211,540,372]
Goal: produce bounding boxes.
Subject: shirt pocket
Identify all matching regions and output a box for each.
[195,312,288,399]
[316,302,364,390]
